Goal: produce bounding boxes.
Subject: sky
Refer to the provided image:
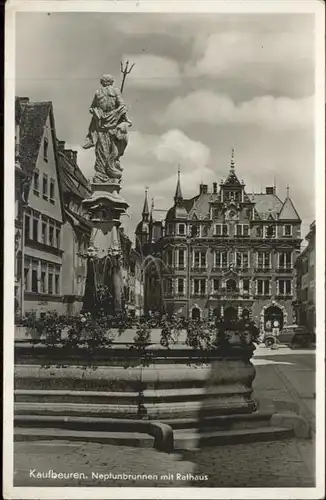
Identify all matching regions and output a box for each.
[15,11,316,242]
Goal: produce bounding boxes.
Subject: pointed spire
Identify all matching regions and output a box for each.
[230,148,235,169]
[174,165,183,203]
[142,186,149,219]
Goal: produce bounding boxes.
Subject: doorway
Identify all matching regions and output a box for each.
[191,307,201,320]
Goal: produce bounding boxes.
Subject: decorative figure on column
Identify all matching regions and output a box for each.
[83,74,132,183]
[82,63,134,317]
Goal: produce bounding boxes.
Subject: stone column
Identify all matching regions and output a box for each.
[82,180,129,316]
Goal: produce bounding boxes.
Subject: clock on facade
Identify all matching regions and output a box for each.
[225,208,238,220]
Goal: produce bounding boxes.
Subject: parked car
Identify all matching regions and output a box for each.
[264,325,313,348]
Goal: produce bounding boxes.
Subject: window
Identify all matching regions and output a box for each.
[41,221,47,244]
[278,279,292,296]
[43,137,48,161]
[215,250,228,268]
[212,208,219,219]
[50,179,55,203]
[167,223,174,235]
[191,225,198,237]
[49,226,54,246]
[31,260,38,293]
[24,214,30,241]
[178,249,185,268]
[236,224,249,237]
[279,251,292,269]
[243,279,250,294]
[33,169,39,195]
[202,225,208,237]
[177,278,184,294]
[257,279,270,296]
[215,224,222,236]
[213,278,220,292]
[256,226,263,237]
[284,225,292,237]
[178,224,185,235]
[194,250,206,268]
[165,278,173,294]
[40,263,46,293]
[166,249,173,266]
[24,264,30,291]
[194,279,206,295]
[246,209,252,219]
[265,225,275,238]
[226,279,237,291]
[55,227,61,248]
[236,251,249,268]
[55,266,60,294]
[222,224,228,236]
[48,265,54,294]
[32,218,39,241]
[257,251,271,269]
[42,174,48,199]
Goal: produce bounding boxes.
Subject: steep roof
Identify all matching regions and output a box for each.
[248,193,283,220]
[188,193,219,220]
[278,196,301,221]
[59,151,90,200]
[65,208,92,233]
[19,100,52,178]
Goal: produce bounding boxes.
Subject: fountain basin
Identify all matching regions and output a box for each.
[15,340,256,421]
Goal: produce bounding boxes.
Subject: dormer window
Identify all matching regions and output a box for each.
[43,137,48,162]
[265,225,275,238]
[178,223,185,235]
[284,225,292,237]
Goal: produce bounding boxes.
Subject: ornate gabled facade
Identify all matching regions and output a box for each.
[136,151,302,334]
[18,97,66,316]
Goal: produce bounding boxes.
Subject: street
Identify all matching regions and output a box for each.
[14,346,316,488]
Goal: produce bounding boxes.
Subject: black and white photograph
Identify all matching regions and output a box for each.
[4,1,325,499]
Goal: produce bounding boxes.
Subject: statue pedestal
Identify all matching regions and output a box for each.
[81,180,129,315]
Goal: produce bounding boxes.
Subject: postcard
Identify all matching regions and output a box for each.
[3,0,325,499]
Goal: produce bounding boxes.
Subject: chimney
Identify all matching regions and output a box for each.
[72,151,78,164]
[266,186,276,195]
[57,140,66,151]
[64,149,74,162]
[213,182,217,194]
[19,97,30,105]
[200,184,208,194]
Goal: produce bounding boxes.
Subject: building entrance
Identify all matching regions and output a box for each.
[264,305,284,333]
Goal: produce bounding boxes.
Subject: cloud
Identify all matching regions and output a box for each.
[67,128,211,189]
[157,90,313,130]
[121,54,182,89]
[185,28,314,96]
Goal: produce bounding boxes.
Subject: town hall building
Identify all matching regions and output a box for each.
[136,151,302,335]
